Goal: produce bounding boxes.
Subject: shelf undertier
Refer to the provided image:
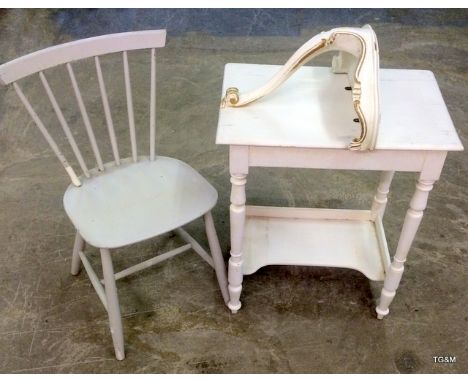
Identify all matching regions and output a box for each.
[242,206,391,281]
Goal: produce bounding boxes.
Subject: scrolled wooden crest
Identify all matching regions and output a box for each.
[221,25,380,151]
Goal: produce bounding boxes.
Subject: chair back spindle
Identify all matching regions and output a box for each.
[95,56,120,165]
[39,71,91,177]
[149,48,157,160]
[67,62,105,171]
[122,50,137,163]
[13,82,82,186]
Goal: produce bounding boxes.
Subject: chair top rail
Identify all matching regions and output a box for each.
[0,29,167,85]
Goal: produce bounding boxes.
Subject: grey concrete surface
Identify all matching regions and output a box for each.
[0,9,466,373]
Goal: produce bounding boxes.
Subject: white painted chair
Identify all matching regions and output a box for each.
[0,30,229,360]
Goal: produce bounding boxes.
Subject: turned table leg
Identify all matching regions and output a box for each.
[376,177,435,319]
[228,173,247,313]
[371,171,394,219]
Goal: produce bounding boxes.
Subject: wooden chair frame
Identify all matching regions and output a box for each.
[0,30,229,360]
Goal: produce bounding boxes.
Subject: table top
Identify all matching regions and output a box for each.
[216,64,463,151]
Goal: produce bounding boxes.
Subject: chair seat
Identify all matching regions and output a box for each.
[63,156,218,249]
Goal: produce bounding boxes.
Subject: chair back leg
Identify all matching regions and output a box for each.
[71,231,85,275]
[204,212,229,304]
[100,248,125,360]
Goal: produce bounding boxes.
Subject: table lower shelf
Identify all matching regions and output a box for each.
[242,206,391,281]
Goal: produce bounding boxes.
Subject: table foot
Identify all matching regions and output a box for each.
[228,303,241,314]
[376,307,388,320]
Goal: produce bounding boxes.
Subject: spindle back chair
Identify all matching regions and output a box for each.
[0,30,229,360]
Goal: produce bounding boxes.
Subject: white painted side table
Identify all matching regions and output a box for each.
[216,63,463,318]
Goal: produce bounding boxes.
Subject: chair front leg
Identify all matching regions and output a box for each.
[204,211,229,304]
[71,231,85,275]
[100,248,125,360]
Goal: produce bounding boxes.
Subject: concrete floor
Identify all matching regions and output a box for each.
[0,9,466,373]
